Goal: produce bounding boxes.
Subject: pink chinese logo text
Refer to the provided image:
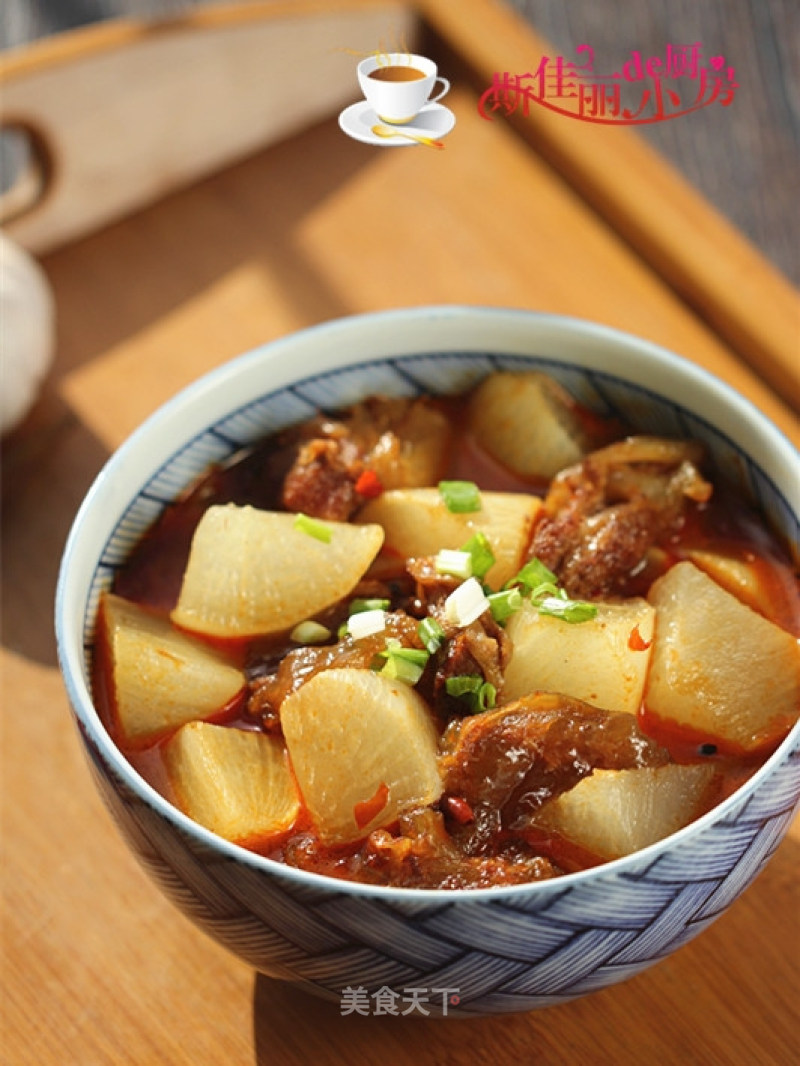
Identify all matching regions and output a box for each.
[479,44,738,125]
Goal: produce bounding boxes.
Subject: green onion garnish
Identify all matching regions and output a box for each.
[529,581,561,602]
[289,620,332,644]
[418,616,446,654]
[487,587,524,624]
[293,512,332,543]
[536,592,598,623]
[435,549,473,579]
[508,557,558,593]
[507,556,597,624]
[445,674,497,713]
[375,640,430,685]
[438,480,482,514]
[348,597,391,615]
[460,532,496,581]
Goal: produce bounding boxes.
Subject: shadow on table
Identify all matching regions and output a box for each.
[1,389,110,668]
[251,972,497,1065]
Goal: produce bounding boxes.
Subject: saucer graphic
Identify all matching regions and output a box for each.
[338,101,456,146]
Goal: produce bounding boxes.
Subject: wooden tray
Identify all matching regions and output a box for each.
[2,3,798,1064]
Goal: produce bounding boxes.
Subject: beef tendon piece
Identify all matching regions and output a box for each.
[355,809,563,889]
[440,692,669,838]
[430,614,512,717]
[247,610,421,718]
[530,436,712,599]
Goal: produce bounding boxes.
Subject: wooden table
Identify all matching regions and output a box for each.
[2,3,798,1063]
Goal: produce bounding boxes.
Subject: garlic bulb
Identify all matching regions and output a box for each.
[1,233,55,435]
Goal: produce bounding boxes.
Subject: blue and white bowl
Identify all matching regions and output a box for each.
[56,307,800,1016]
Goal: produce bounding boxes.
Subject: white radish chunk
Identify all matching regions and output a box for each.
[646,561,800,751]
[164,722,300,845]
[280,667,442,844]
[503,599,655,715]
[171,504,384,639]
[468,371,589,479]
[358,488,541,589]
[686,547,800,626]
[101,592,245,747]
[536,764,717,859]
[368,399,452,489]
[686,549,764,607]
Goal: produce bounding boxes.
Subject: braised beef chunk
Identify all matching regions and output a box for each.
[431,616,511,716]
[530,436,712,598]
[246,610,422,724]
[282,438,362,521]
[440,692,669,845]
[281,396,452,521]
[282,809,563,889]
[406,555,461,608]
[359,809,563,888]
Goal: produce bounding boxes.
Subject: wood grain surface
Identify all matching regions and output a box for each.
[1,3,798,1065]
[3,0,798,286]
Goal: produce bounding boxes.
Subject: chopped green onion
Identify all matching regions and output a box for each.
[529,581,561,603]
[444,577,490,627]
[438,480,482,514]
[348,597,391,615]
[418,616,446,654]
[487,587,524,624]
[390,646,430,667]
[479,682,497,711]
[435,549,473,579]
[508,557,558,592]
[381,656,426,684]
[289,620,332,644]
[445,674,481,700]
[293,512,332,543]
[375,639,430,685]
[506,556,597,624]
[537,594,598,623]
[460,532,496,581]
[346,608,386,640]
[445,674,497,713]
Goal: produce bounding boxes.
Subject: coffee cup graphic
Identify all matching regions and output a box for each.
[357,52,450,124]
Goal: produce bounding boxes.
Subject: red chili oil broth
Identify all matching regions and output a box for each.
[94,393,800,876]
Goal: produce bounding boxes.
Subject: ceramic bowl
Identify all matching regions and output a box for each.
[56,306,800,1017]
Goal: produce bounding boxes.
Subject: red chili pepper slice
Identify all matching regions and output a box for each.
[353,781,390,829]
[628,624,652,651]
[355,469,384,499]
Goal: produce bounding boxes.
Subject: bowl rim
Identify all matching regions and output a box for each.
[55,304,800,902]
